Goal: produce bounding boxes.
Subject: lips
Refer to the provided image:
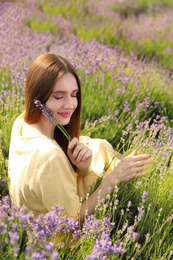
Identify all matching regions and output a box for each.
[58,112,71,118]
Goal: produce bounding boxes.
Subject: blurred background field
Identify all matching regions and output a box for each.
[0,0,173,259]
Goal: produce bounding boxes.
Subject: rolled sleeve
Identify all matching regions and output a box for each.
[77,136,121,199]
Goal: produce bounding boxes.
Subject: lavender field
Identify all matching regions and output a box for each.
[0,0,173,259]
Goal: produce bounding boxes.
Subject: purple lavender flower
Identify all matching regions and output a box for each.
[0,222,8,235]
[10,223,18,232]
[34,100,54,124]
[0,241,3,250]
[9,231,20,246]
[46,241,55,251]
[31,252,45,260]
[167,214,173,222]
[126,123,133,131]
[137,205,145,221]
[72,229,82,240]
[108,108,111,114]
[2,195,11,207]
[123,99,130,112]
[34,99,71,141]
[42,107,55,124]
[86,232,125,259]
[86,233,113,259]
[63,216,79,233]
[142,190,147,203]
[122,130,128,135]
[51,251,60,260]
[132,232,139,242]
[114,109,119,116]
[113,240,125,255]
[82,215,115,240]
[0,178,6,187]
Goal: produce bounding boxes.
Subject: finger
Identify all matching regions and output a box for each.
[130,150,136,156]
[133,154,152,162]
[127,165,146,174]
[134,171,147,178]
[76,147,90,163]
[136,165,147,172]
[127,150,136,158]
[135,158,153,167]
[81,149,92,162]
[72,143,85,160]
[68,137,78,151]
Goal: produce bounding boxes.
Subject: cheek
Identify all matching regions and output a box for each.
[45,100,59,113]
[74,99,78,110]
[45,100,52,110]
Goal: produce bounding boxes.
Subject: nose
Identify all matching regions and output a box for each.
[63,96,74,110]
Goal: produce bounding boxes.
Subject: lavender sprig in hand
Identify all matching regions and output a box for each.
[34,100,72,141]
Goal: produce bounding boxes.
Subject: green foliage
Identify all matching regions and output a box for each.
[113,0,173,17]
[26,18,56,35]
[0,68,25,197]
[88,117,173,258]
[80,64,173,148]
[36,0,92,28]
[31,0,173,71]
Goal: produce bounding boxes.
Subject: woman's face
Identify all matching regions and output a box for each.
[45,72,79,126]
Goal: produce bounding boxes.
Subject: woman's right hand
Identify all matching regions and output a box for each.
[113,150,152,184]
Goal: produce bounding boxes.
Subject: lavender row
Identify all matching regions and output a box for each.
[34,0,173,70]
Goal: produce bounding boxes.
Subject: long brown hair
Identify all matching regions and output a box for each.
[24,53,82,159]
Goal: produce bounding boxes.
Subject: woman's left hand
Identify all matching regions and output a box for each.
[67,137,92,176]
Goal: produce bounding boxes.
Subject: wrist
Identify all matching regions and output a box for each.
[113,157,125,184]
[111,167,120,188]
[76,165,91,176]
[103,170,119,193]
[112,168,120,185]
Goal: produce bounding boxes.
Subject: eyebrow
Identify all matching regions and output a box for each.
[52,89,79,94]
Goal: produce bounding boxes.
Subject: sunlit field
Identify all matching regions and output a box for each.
[0,0,173,259]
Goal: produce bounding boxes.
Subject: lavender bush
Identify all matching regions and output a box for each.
[90,117,173,258]
[35,0,173,70]
[0,0,173,258]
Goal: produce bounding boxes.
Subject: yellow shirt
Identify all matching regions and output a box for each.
[8,113,119,220]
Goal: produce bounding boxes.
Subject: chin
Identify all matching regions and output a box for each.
[60,118,71,126]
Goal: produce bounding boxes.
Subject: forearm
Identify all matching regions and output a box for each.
[79,170,117,225]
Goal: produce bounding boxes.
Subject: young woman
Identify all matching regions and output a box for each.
[8,53,152,225]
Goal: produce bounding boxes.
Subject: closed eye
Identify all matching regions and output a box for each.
[54,96,63,100]
[54,94,77,99]
[71,90,79,97]
[53,90,79,99]
[71,93,77,97]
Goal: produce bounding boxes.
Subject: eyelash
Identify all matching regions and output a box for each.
[54,94,78,100]
[54,97,62,100]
